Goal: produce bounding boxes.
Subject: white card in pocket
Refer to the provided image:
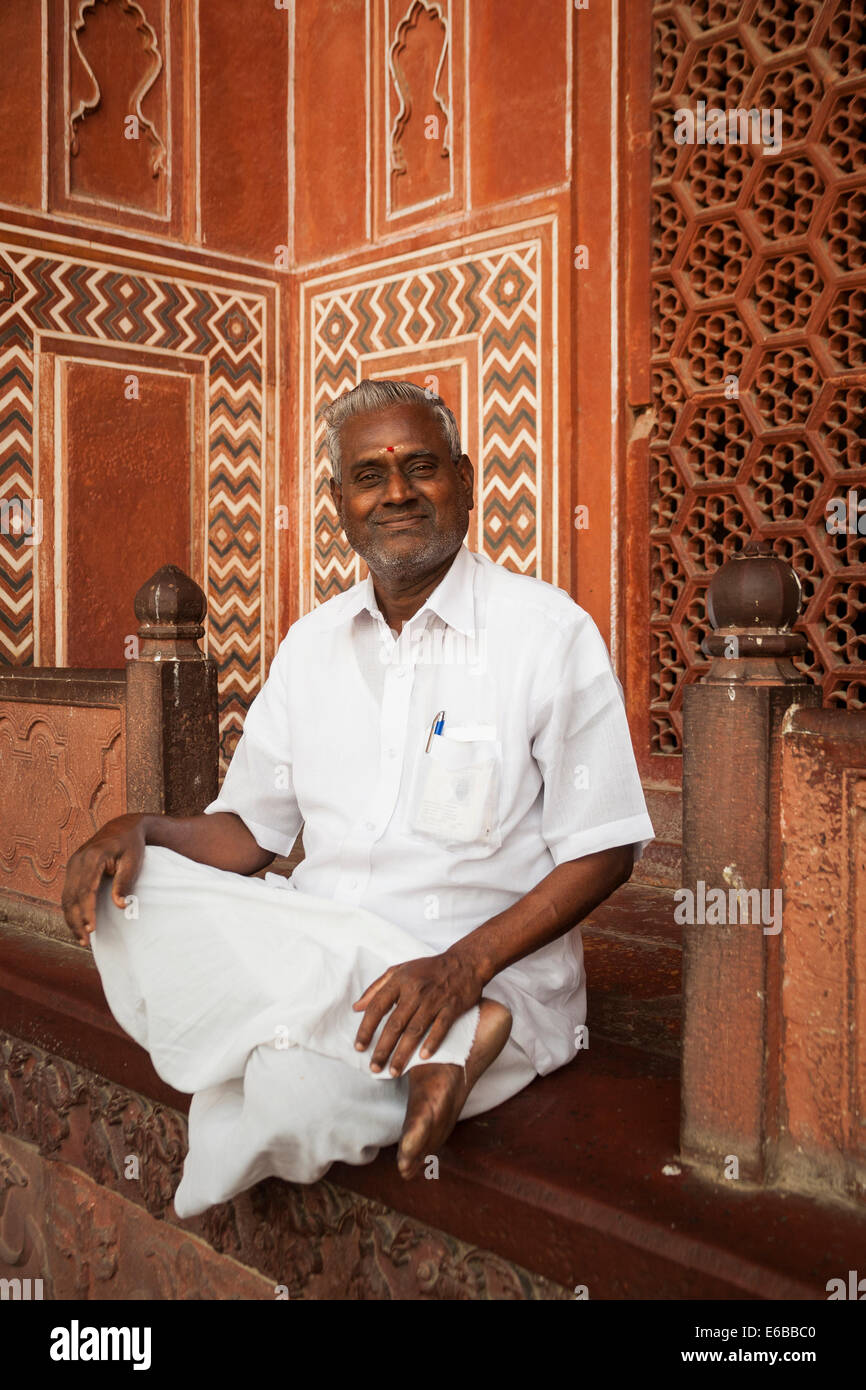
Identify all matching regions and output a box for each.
[410,734,501,846]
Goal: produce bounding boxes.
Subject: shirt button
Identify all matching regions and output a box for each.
[365,820,375,831]
[387,748,397,758]
[349,879,359,890]
[395,667,407,679]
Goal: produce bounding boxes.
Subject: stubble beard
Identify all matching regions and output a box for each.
[346,509,470,582]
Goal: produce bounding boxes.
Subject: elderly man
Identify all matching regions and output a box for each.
[63,378,654,1218]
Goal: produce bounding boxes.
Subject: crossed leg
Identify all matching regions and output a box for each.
[174,1018,532,1217]
[90,845,537,1216]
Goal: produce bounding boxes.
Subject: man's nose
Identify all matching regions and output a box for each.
[381,469,416,504]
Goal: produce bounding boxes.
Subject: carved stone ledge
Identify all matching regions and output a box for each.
[0,1033,569,1300]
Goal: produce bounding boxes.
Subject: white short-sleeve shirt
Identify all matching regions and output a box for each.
[204,544,655,1075]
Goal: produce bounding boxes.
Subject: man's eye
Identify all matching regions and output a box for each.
[410,463,436,474]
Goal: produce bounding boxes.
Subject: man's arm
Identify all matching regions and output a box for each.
[62,811,275,946]
[448,841,634,985]
[352,842,635,1076]
[63,628,304,946]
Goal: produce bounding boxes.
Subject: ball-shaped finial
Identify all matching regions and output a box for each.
[707,541,803,632]
[134,564,207,635]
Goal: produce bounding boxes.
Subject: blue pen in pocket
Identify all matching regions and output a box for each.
[425,709,445,753]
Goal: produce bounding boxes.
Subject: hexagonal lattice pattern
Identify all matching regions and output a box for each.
[649,0,866,755]
[745,437,824,526]
[690,0,747,30]
[822,287,866,371]
[753,345,822,428]
[653,279,685,353]
[824,90,866,175]
[684,39,753,106]
[823,188,866,273]
[680,493,750,574]
[824,579,866,665]
[683,219,750,299]
[683,142,750,212]
[682,401,752,484]
[819,385,866,474]
[685,309,751,387]
[751,156,824,241]
[752,252,821,332]
[825,3,866,78]
[653,187,686,265]
[752,0,821,53]
[750,59,822,143]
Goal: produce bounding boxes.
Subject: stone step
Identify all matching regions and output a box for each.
[334,1028,866,1298]
[581,881,680,1058]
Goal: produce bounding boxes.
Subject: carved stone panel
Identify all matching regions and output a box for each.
[0,701,124,903]
[67,0,169,216]
[0,1131,274,1299]
[372,0,465,236]
[0,1034,570,1299]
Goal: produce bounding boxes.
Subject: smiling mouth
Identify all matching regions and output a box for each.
[375,515,427,529]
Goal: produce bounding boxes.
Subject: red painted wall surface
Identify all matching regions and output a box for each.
[0,2,626,785]
[0,0,287,767]
[64,361,192,669]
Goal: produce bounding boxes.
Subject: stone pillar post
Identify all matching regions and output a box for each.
[125,565,219,816]
[680,542,821,1180]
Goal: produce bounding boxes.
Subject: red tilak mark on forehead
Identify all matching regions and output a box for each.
[386,446,395,452]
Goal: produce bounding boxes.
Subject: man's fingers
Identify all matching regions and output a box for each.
[61,882,84,942]
[76,852,116,933]
[111,852,140,910]
[369,1001,428,1074]
[353,979,401,1049]
[417,1006,459,1061]
[388,1004,447,1075]
[62,896,88,947]
[353,966,395,1011]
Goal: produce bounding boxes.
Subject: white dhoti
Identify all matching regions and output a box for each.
[90,846,537,1218]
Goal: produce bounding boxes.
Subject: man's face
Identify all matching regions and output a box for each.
[329,402,474,581]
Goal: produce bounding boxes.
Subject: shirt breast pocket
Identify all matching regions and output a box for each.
[407,732,503,851]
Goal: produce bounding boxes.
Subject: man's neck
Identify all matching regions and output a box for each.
[371,549,460,635]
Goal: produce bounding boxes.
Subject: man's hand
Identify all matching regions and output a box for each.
[352,950,483,1077]
[62,814,148,946]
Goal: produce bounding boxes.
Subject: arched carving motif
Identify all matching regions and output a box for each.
[388,1,451,196]
[69,0,167,182]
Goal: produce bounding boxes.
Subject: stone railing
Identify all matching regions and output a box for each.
[0,565,218,939]
[680,540,865,1205]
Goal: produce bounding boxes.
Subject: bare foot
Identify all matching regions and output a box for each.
[396,998,512,1180]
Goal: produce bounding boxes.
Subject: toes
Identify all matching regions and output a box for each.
[398,1100,437,1178]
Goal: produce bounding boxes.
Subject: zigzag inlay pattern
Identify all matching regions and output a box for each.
[0,320,35,663]
[308,239,542,604]
[0,247,269,769]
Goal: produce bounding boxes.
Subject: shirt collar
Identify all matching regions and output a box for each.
[322,544,478,636]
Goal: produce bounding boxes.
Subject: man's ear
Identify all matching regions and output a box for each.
[456,454,475,511]
[329,475,343,518]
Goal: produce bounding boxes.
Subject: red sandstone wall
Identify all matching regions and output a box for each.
[779,709,866,1201]
[0,1,630,780]
[0,0,289,769]
[289,0,597,658]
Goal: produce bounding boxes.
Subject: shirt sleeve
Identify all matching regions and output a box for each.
[529,609,655,865]
[202,635,302,858]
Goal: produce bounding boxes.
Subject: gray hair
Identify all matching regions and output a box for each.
[320,378,462,484]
